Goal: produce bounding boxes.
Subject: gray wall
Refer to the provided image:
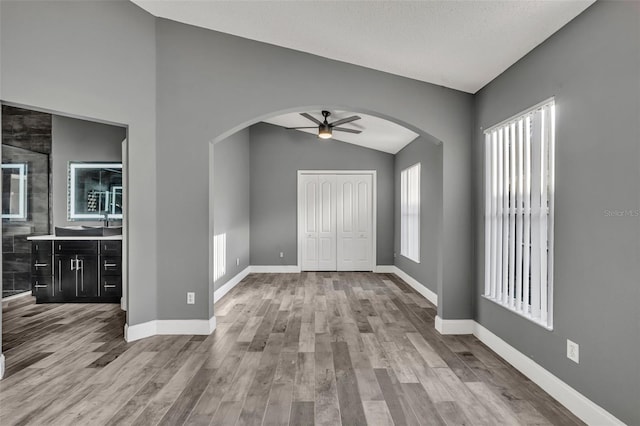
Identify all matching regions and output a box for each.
[249,122,394,266]
[394,137,443,295]
[213,128,251,291]
[473,2,640,424]
[155,18,473,321]
[52,115,126,228]
[1,0,158,327]
[1,0,473,325]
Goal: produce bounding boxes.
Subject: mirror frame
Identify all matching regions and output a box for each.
[1,163,28,220]
[68,162,123,221]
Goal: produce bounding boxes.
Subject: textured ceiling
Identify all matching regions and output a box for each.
[263,110,419,154]
[132,0,594,93]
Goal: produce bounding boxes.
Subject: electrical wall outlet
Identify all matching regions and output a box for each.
[567,339,579,363]
[187,292,195,305]
[236,258,240,266]
[279,252,284,258]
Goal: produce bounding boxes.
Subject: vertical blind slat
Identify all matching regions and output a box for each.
[539,107,549,323]
[502,125,510,305]
[490,131,498,298]
[496,128,504,301]
[508,122,517,308]
[530,111,542,320]
[515,119,524,311]
[522,116,532,313]
[484,134,492,296]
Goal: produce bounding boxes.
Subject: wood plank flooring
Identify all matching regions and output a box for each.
[1,272,584,425]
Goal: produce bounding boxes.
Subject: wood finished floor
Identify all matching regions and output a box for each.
[1,272,584,426]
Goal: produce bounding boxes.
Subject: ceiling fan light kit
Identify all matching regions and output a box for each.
[286,110,362,140]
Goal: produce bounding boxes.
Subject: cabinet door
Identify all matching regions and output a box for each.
[57,255,77,298]
[76,255,98,297]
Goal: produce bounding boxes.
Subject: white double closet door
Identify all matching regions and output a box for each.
[299,172,374,271]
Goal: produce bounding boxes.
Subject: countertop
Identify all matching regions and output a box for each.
[27,235,123,241]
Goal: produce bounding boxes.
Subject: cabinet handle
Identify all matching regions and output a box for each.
[104,263,117,267]
[71,259,75,271]
[34,285,48,288]
[58,260,62,293]
[35,263,48,267]
[104,285,116,288]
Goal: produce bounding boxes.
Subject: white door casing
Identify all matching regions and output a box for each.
[298,171,376,272]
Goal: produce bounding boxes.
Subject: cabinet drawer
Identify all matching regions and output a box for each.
[100,256,122,276]
[31,257,52,277]
[55,241,98,254]
[100,240,122,255]
[32,276,53,297]
[101,276,122,298]
[32,241,52,255]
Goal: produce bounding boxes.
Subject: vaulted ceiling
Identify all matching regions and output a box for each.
[132,0,594,94]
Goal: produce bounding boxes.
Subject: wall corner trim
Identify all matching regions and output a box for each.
[434,316,475,334]
[0,354,5,380]
[214,266,251,303]
[383,266,438,306]
[124,317,216,343]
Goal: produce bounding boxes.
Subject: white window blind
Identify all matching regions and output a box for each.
[401,163,420,263]
[484,99,555,329]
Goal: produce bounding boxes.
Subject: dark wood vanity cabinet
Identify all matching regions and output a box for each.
[32,239,122,303]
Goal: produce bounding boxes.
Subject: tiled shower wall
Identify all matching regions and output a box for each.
[2,105,52,298]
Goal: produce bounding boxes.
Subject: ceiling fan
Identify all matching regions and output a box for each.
[286,110,361,139]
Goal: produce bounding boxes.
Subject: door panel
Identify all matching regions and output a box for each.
[317,175,336,270]
[301,175,318,271]
[337,174,373,271]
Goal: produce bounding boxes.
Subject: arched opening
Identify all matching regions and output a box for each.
[208,105,444,319]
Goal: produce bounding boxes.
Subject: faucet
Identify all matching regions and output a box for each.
[103,211,110,228]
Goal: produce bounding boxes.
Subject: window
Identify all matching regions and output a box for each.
[484,98,555,329]
[401,163,420,263]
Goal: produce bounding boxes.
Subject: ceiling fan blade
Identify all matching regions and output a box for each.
[329,115,361,127]
[299,112,323,125]
[333,127,362,134]
[285,126,318,129]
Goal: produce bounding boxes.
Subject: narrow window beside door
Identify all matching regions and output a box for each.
[400,163,420,263]
[483,98,555,329]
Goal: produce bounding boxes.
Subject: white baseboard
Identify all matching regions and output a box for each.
[0,354,5,379]
[373,265,438,306]
[389,266,438,306]
[1,290,33,302]
[214,266,251,303]
[124,316,216,343]
[434,315,475,334]
[250,265,301,273]
[473,323,625,426]
[433,318,625,425]
[374,265,396,273]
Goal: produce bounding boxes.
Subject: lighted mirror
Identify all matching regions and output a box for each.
[68,162,122,221]
[1,163,28,220]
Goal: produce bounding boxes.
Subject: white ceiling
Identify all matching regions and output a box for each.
[263,110,419,154]
[132,0,594,93]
